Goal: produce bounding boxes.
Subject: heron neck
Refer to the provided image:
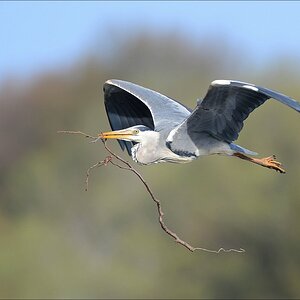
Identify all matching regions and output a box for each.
[131,131,161,165]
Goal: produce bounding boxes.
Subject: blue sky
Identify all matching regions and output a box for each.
[1,1,300,81]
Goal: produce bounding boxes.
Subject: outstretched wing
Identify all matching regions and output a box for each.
[167,80,300,153]
[103,79,191,154]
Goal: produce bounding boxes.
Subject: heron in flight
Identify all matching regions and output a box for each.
[100,79,300,173]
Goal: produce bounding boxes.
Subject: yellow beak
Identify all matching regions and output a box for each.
[99,129,135,140]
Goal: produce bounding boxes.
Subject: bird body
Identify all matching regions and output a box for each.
[100,79,300,172]
[123,128,251,165]
[131,132,193,165]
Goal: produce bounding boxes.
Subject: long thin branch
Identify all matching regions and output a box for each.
[58,130,245,254]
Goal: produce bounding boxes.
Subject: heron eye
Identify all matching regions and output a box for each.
[133,129,139,135]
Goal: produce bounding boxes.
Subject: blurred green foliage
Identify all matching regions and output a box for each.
[0,31,300,298]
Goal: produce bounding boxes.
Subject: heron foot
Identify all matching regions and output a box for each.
[234,153,286,174]
[252,155,286,174]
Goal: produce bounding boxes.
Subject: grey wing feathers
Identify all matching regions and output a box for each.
[168,80,300,150]
[189,81,270,143]
[103,79,192,154]
[195,80,300,143]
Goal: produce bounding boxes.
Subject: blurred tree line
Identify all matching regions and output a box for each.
[0,31,300,298]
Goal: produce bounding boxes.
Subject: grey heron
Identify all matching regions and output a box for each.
[100,79,300,173]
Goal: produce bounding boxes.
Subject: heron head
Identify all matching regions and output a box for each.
[99,125,152,142]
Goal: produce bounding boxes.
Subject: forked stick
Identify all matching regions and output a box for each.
[58,130,245,254]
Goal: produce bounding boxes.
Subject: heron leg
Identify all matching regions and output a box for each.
[233,153,286,174]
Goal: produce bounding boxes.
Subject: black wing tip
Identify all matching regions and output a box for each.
[103,79,122,91]
[103,80,125,100]
[103,79,141,98]
[103,79,117,92]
